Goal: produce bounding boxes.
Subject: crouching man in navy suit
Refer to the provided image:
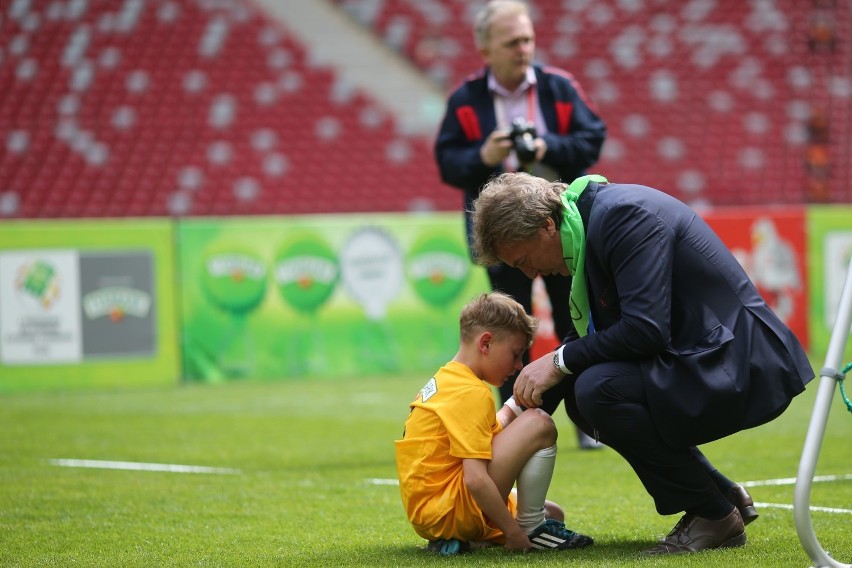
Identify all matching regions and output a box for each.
[470,172,814,555]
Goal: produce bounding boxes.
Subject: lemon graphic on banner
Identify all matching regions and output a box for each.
[406,232,471,367]
[274,233,339,376]
[201,247,267,314]
[407,233,470,308]
[199,245,268,378]
[274,235,339,314]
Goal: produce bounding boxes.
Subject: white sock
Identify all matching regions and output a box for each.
[515,444,557,532]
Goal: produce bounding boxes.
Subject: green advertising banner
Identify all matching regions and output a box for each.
[807,206,852,362]
[0,219,180,392]
[178,213,490,381]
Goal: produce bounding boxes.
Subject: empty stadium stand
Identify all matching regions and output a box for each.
[0,0,456,218]
[1,0,850,218]
[337,0,852,206]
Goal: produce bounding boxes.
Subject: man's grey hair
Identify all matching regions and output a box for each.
[473,0,530,49]
[471,172,565,266]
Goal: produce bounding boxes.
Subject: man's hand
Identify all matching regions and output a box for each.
[534,137,547,162]
[513,350,564,408]
[480,129,513,167]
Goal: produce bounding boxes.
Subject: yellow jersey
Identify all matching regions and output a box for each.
[394,360,515,542]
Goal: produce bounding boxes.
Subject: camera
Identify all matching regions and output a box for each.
[509,117,538,164]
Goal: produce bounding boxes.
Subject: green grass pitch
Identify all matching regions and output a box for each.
[1,368,850,567]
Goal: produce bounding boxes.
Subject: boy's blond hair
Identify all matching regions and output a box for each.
[459,291,539,347]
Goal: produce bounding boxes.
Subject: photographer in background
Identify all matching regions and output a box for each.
[434,0,606,448]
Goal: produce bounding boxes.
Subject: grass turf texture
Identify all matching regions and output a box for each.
[1,371,849,567]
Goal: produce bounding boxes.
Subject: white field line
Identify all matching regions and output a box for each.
[741,474,852,487]
[366,478,400,485]
[367,475,852,489]
[754,502,852,515]
[49,459,240,475]
[746,474,852,516]
[367,474,852,516]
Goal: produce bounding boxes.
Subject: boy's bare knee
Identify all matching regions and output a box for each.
[526,408,557,446]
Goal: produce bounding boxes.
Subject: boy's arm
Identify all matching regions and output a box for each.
[496,397,525,429]
[462,458,531,552]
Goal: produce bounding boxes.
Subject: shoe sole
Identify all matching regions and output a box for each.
[720,532,747,548]
[643,532,747,555]
[529,533,594,550]
[426,540,470,556]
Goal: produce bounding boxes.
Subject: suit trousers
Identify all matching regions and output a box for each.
[541,360,727,515]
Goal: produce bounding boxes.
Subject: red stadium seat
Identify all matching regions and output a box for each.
[0,0,457,218]
[334,0,851,207]
[2,1,849,219]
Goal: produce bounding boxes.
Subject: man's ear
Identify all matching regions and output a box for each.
[543,216,558,236]
[478,331,493,354]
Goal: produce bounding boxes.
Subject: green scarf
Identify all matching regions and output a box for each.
[560,174,608,337]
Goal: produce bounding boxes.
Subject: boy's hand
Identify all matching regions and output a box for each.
[503,527,533,552]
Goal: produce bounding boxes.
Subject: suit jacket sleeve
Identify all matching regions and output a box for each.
[434,82,503,193]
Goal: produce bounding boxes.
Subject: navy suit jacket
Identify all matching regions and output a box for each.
[566,182,814,446]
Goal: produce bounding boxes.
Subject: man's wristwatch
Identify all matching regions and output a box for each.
[552,346,571,375]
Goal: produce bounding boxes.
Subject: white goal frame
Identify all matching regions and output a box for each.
[794,257,852,568]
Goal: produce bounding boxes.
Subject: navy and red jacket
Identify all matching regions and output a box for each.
[434,63,607,230]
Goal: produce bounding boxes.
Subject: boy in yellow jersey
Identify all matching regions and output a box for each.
[395,292,594,555]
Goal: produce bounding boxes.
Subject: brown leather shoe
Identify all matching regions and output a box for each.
[727,484,759,525]
[643,508,746,555]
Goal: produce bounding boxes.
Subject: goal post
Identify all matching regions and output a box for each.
[794,257,852,568]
